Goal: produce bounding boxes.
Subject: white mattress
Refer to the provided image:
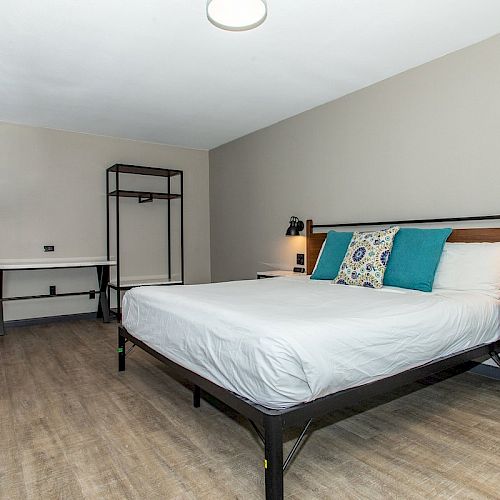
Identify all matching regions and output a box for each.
[122,276,500,409]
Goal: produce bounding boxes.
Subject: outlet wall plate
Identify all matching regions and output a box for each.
[296,253,305,265]
[49,285,56,296]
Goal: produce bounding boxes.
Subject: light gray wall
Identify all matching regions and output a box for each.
[209,34,500,282]
[0,122,210,321]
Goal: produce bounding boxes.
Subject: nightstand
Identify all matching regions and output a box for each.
[257,270,304,279]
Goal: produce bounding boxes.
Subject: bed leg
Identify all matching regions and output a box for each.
[490,351,500,368]
[264,415,284,500]
[118,328,126,372]
[193,385,201,408]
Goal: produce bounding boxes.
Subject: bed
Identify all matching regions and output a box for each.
[117,216,500,500]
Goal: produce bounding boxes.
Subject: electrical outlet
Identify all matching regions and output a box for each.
[49,285,56,296]
[44,245,55,252]
[297,253,305,265]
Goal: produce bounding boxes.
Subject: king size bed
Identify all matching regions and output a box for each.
[117,216,500,500]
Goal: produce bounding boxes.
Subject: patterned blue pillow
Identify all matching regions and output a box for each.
[334,227,399,288]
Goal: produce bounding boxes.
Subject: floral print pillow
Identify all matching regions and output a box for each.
[333,227,400,288]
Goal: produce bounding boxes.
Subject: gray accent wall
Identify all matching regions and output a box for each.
[209,34,500,282]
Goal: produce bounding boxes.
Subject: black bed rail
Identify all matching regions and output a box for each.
[118,323,500,500]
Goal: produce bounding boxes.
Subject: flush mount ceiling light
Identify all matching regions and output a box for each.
[207,0,267,31]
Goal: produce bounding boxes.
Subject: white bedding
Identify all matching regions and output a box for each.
[122,276,500,409]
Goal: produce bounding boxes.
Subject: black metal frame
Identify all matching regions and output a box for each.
[0,264,111,336]
[311,213,500,229]
[118,326,499,499]
[106,164,184,319]
[116,214,500,499]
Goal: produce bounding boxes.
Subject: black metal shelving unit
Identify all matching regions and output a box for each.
[106,164,184,318]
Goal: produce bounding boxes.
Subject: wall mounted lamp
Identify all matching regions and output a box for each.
[285,216,304,236]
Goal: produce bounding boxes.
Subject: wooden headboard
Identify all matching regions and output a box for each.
[306,217,500,275]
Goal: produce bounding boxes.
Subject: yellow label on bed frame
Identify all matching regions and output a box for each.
[264,459,268,469]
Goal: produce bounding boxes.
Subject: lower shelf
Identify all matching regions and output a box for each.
[109,277,183,290]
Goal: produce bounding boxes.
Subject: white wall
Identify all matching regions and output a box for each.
[0,122,210,321]
[209,34,500,282]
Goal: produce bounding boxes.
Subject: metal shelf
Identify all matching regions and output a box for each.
[109,277,182,290]
[108,190,181,202]
[108,164,181,177]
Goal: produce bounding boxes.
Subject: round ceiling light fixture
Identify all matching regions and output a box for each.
[207,0,267,31]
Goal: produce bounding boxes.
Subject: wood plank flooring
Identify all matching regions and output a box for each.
[0,319,499,499]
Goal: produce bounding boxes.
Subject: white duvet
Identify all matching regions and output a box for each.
[122,276,500,409]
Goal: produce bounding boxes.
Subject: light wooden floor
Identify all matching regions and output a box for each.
[0,319,499,500]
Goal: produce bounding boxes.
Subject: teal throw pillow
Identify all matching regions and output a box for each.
[383,227,452,292]
[310,231,353,280]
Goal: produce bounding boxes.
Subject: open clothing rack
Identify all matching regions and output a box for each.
[106,164,184,318]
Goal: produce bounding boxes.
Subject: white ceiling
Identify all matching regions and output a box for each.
[1,0,500,150]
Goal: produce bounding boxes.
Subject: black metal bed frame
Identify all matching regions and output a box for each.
[117,214,500,500]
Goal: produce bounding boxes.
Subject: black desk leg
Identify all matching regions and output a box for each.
[96,265,111,323]
[0,270,4,336]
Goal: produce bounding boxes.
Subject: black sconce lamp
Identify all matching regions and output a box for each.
[285,216,304,236]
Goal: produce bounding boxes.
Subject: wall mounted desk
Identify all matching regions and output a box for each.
[0,259,116,335]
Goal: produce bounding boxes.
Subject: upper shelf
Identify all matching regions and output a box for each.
[108,190,181,201]
[108,164,182,177]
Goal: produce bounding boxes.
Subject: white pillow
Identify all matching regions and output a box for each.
[433,242,500,298]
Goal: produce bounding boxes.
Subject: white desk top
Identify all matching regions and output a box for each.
[0,258,117,270]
